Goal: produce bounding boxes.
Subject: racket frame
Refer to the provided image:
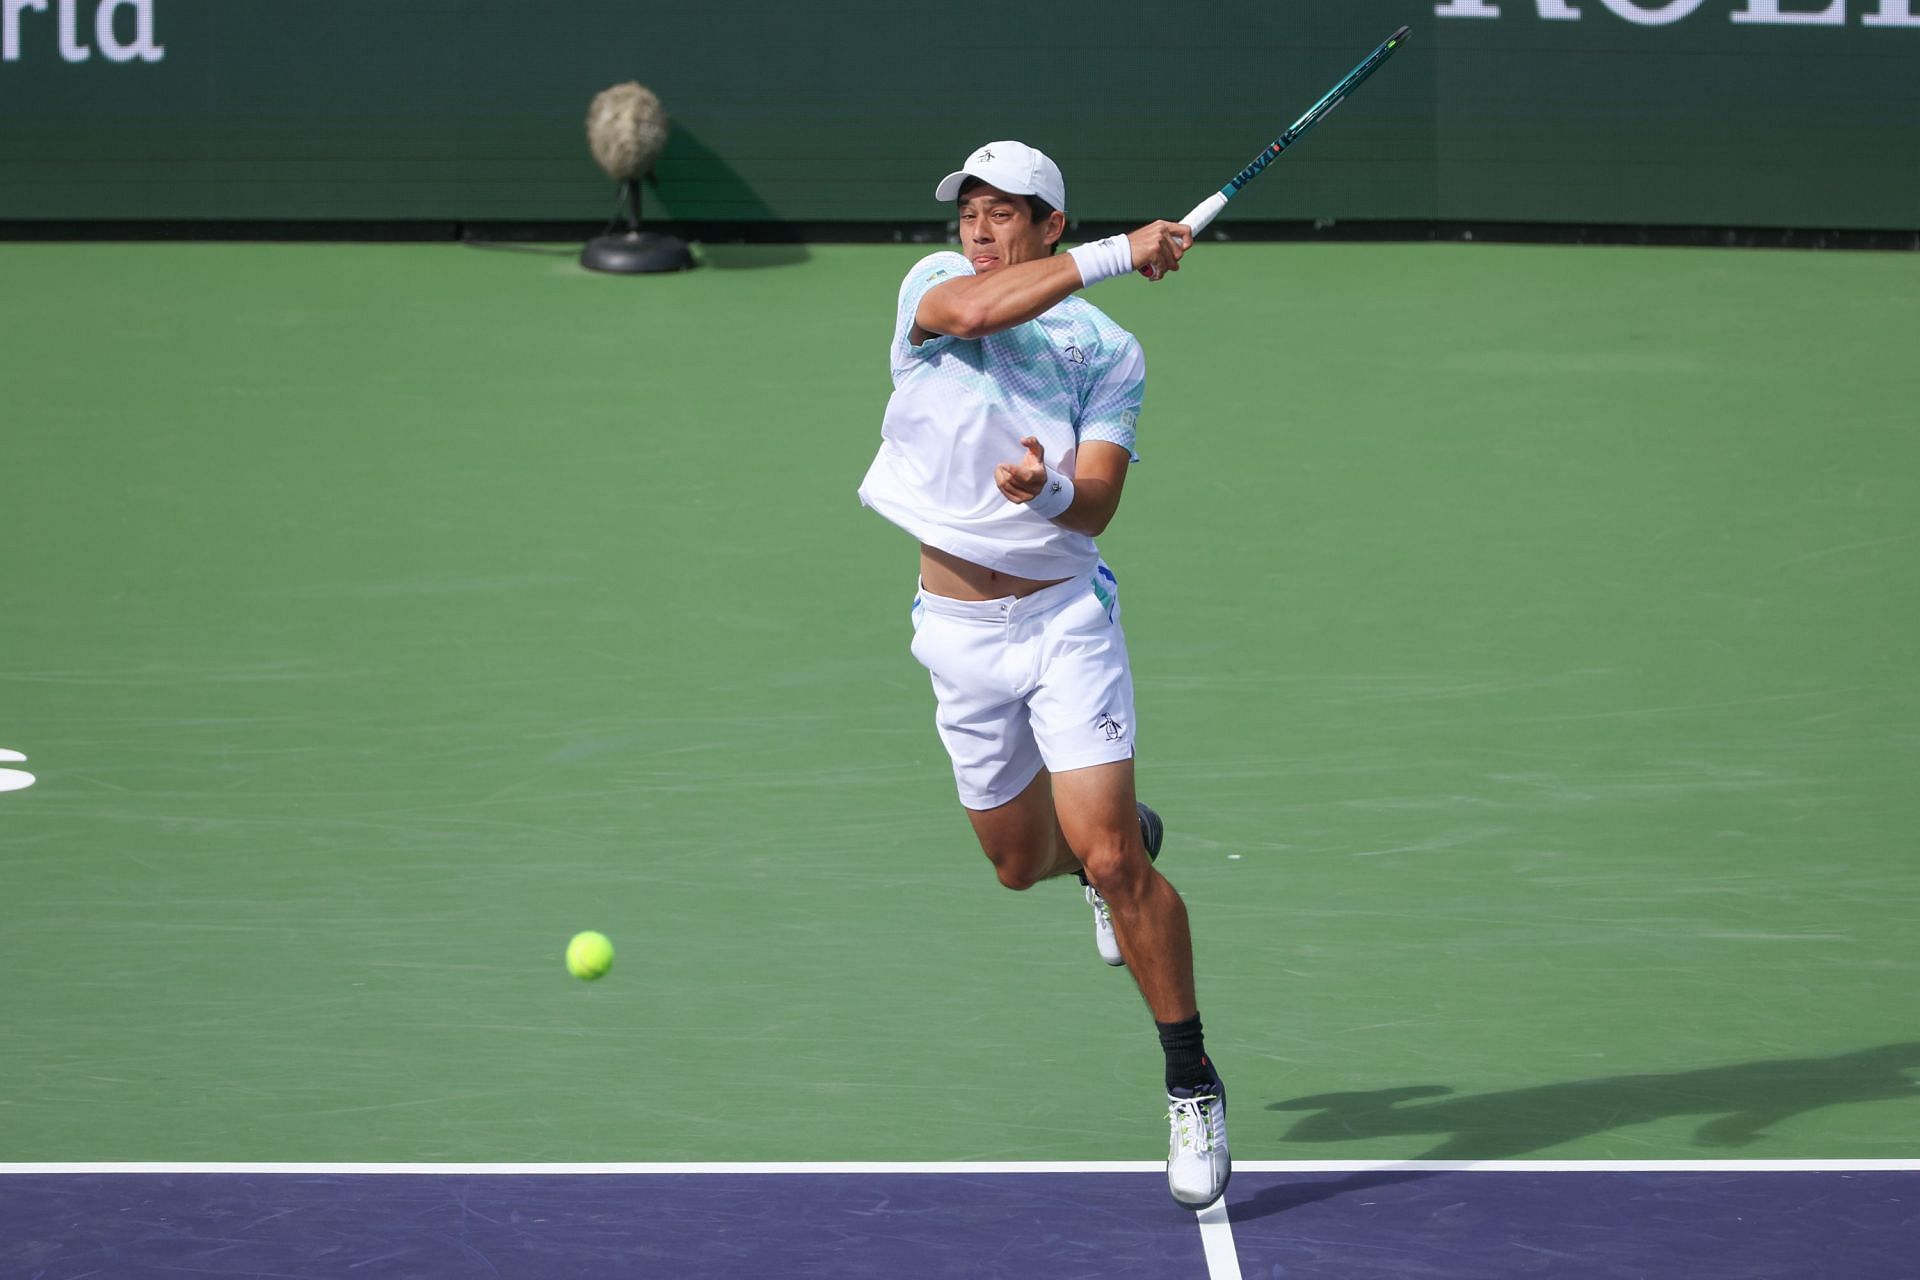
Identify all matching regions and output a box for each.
[1180,25,1412,236]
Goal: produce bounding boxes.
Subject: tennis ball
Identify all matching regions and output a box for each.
[566,930,614,981]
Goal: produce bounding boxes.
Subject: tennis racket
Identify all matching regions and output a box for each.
[1176,26,1412,239]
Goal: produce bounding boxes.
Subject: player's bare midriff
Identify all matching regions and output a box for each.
[919,544,1068,601]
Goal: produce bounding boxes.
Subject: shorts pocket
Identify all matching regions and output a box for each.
[908,595,930,666]
[1090,563,1120,622]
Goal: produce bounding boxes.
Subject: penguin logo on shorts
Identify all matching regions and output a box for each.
[1096,714,1125,742]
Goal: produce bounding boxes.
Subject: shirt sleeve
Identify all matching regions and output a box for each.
[1077,335,1145,461]
[893,251,972,365]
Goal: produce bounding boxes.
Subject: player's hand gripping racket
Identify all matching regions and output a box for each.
[1150,25,1411,276]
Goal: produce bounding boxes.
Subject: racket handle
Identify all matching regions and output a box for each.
[1179,192,1229,237]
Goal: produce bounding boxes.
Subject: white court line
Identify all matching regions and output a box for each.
[2,1159,1917,1175]
[1195,1196,1242,1280]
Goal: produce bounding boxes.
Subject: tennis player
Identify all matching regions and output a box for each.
[858,141,1229,1209]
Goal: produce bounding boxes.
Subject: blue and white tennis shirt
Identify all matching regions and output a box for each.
[858,250,1145,581]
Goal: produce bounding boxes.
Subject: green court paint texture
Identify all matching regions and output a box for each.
[1,242,1916,1162]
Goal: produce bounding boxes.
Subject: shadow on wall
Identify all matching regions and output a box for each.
[657,125,809,270]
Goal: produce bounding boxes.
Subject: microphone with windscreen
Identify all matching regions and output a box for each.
[581,82,693,274]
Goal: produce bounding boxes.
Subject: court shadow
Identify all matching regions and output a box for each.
[1235,1042,1920,1223]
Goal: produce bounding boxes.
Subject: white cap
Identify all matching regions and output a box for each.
[935,141,1067,212]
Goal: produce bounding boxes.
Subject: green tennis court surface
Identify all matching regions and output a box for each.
[2,241,1916,1174]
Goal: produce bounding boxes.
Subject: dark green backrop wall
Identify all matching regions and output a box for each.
[1,0,1915,227]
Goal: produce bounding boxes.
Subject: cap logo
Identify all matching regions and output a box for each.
[975,148,995,162]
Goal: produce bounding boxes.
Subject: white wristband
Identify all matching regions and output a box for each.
[1067,234,1133,288]
[1026,468,1075,519]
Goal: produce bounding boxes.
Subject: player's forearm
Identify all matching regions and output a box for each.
[1054,476,1122,537]
[918,256,1086,340]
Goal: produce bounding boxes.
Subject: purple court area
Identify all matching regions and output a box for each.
[3,1167,1915,1280]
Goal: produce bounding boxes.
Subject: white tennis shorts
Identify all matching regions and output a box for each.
[909,563,1137,811]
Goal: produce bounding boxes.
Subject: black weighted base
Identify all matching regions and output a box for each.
[580,230,694,273]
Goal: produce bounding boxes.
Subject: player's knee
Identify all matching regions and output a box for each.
[995,865,1043,892]
[986,848,1046,891]
[1081,844,1151,903]
[978,835,1054,891]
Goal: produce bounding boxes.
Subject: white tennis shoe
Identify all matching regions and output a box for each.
[1166,1075,1231,1209]
[1082,802,1163,967]
[1087,881,1124,965]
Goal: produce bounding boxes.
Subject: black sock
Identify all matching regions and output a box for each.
[1156,1015,1214,1092]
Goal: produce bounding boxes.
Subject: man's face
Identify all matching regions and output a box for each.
[957,183,1062,274]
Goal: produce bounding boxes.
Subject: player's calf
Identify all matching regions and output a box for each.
[1083,802,1163,966]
